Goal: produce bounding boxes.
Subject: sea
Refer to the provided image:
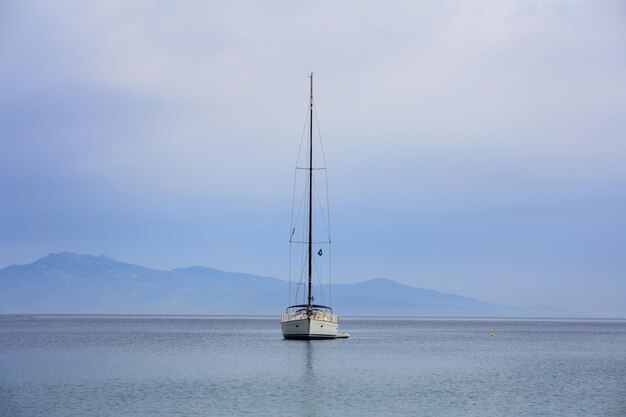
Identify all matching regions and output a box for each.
[1,315,625,417]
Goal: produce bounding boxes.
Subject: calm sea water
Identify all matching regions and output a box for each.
[1,315,625,417]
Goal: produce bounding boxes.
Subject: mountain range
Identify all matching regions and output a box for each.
[0,252,565,317]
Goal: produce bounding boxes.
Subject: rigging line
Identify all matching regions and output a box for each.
[295,247,307,304]
[313,103,332,241]
[312,176,331,240]
[298,236,306,281]
[329,243,332,307]
[290,173,308,234]
[294,101,310,171]
[295,253,306,304]
[313,103,329,170]
[299,242,307,283]
[312,252,327,307]
[293,109,309,307]
[297,199,308,303]
[290,144,308,226]
[292,92,313,233]
[296,167,327,170]
[302,170,309,248]
[293,197,308,305]
[299,254,307,305]
[324,168,332,241]
[291,169,311,245]
[289,160,298,240]
[293,175,315,306]
[289,119,309,296]
[313,98,333,308]
[313,177,330,238]
[294,283,300,304]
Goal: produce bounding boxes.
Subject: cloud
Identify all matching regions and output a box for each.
[1,0,625,315]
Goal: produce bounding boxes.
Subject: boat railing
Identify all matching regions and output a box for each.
[281,311,338,323]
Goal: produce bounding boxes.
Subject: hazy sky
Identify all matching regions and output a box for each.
[1,1,625,316]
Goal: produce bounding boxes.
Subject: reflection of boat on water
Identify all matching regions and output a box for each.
[281,74,348,340]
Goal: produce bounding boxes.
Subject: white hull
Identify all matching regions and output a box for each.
[281,317,338,339]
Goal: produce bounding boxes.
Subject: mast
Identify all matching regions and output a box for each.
[307,72,313,316]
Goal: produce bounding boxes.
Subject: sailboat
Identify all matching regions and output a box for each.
[281,73,348,340]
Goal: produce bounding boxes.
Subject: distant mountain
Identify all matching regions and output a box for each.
[0,252,565,317]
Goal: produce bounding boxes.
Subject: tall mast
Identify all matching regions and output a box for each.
[307,72,313,316]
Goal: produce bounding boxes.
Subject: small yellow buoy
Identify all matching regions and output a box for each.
[490,332,494,337]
